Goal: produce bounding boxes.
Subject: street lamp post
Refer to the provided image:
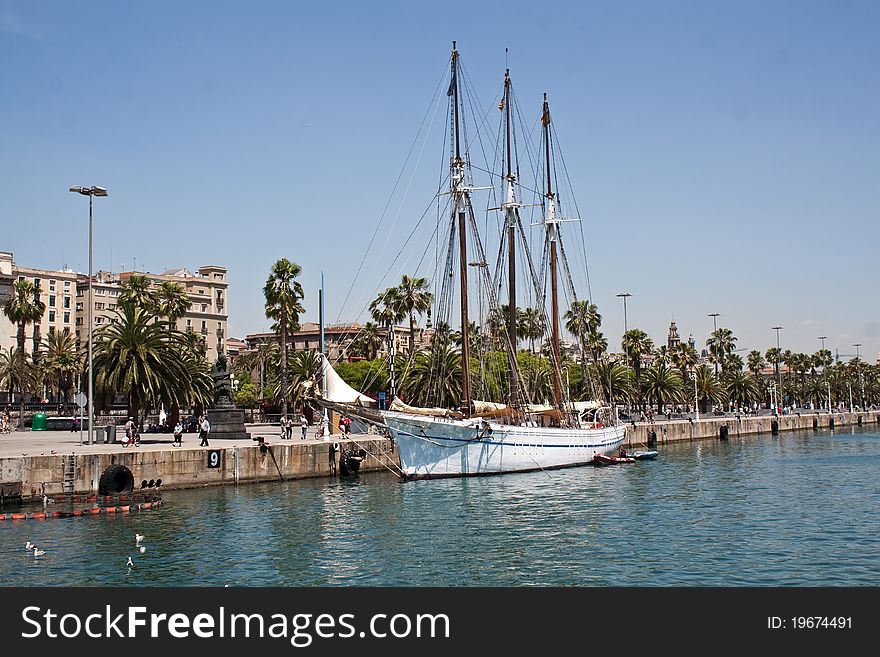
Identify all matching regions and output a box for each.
[69,185,108,446]
[616,293,631,411]
[772,326,782,414]
[708,313,720,375]
[692,366,699,421]
[818,336,828,411]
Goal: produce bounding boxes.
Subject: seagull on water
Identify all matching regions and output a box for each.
[135,533,145,546]
[138,546,146,554]
[33,548,46,556]
[25,541,35,550]
[126,556,134,568]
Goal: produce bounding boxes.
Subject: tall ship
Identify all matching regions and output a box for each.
[321,43,626,479]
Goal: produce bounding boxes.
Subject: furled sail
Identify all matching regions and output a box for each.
[319,354,375,405]
[389,398,465,419]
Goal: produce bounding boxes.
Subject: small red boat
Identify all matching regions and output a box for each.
[592,453,636,466]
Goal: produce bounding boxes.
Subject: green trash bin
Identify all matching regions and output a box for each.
[31,413,48,431]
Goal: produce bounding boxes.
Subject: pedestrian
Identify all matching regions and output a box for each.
[124,417,135,447]
[300,413,308,440]
[343,415,351,436]
[286,416,294,440]
[199,415,210,446]
[279,415,287,439]
[173,421,183,447]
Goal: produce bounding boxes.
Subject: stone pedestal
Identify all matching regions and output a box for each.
[206,408,249,441]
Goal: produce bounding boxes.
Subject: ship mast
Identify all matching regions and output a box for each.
[542,93,565,412]
[451,42,472,416]
[503,69,518,408]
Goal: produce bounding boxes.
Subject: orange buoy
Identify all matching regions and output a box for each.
[33,512,46,519]
[120,506,130,513]
[89,508,101,515]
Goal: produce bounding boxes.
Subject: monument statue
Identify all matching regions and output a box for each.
[212,350,235,408]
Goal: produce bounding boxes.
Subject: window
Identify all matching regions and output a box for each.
[96,317,103,324]
[34,277,40,288]
[48,310,55,322]
[95,302,105,310]
[96,288,105,295]
[49,280,56,291]
[76,302,83,311]
[201,304,207,312]
[214,273,223,280]
[64,281,70,289]
[49,295,56,307]
[63,312,70,324]
[64,296,70,308]
[109,303,117,310]
[76,317,83,326]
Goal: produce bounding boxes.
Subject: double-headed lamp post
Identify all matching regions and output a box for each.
[69,185,108,446]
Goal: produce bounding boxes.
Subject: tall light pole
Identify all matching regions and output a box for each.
[854,343,864,409]
[818,336,829,411]
[69,185,108,446]
[616,293,631,411]
[772,326,782,413]
[708,313,720,375]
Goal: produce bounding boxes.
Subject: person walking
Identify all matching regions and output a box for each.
[286,416,294,440]
[173,421,183,447]
[343,415,352,436]
[199,415,210,446]
[300,413,308,440]
[279,415,287,439]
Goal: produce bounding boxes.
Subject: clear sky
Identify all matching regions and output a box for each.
[1,0,878,361]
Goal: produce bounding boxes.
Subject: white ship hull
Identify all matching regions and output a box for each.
[385,413,627,479]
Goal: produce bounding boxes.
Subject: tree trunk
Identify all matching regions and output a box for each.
[409,313,415,354]
[17,322,25,430]
[280,319,288,419]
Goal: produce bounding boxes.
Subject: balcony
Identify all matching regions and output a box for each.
[200,328,208,336]
[216,329,225,338]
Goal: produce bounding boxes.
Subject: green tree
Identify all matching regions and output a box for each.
[234,381,260,409]
[156,281,192,328]
[641,363,683,413]
[671,342,699,382]
[707,328,737,371]
[521,307,547,354]
[747,350,766,379]
[40,328,79,403]
[695,364,726,413]
[725,369,757,409]
[3,279,46,427]
[93,305,212,425]
[263,259,305,420]
[394,275,433,354]
[350,322,383,361]
[0,347,40,414]
[622,328,653,387]
[118,274,158,313]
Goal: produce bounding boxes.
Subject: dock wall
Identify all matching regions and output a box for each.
[1,438,399,501]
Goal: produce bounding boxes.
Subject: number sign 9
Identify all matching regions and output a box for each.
[207,450,221,468]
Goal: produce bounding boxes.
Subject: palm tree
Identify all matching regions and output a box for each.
[747,350,765,379]
[671,342,699,382]
[397,343,462,408]
[592,360,633,405]
[725,369,757,410]
[394,275,433,354]
[93,304,210,424]
[3,279,46,427]
[621,328,653,386]
[156,281,191,329]
[352,322,383,361]
[0,347,40,412]
[641,363,683,413]
[724,353,744,372]
[654,345,671,367]
[707,328,737,371]
[244,339,278,400]
[520,307,546,354]
[564,300,601,378]
[695,364,726,413]
[118,274,158,312]
[263,259,305,420]
[585,330,608,364]
[40,329,79,404]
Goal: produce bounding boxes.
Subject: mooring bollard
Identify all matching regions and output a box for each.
[858,415,863,426]
[813,417,818,431]
[719,425,729,440]
[771,419,779,436]
[829,417,835,429]
[647,429,657,447]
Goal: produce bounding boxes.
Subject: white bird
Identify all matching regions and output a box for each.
[135,533,145,545]
[33,548,46,556]
[126,556,134,568]
[138,546,146,554]
[25,541,35,550]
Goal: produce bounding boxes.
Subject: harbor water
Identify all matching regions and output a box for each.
[2,426,879,586]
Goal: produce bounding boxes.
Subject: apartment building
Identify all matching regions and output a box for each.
[77,265,229,359]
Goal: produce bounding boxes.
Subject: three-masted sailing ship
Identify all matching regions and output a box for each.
[322,43,626,479]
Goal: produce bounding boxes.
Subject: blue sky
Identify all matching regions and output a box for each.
[1,0,878,361]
